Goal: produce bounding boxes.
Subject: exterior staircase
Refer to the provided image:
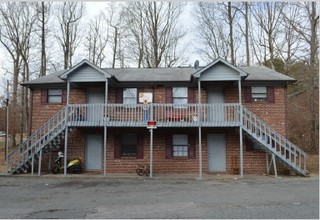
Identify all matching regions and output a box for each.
[7,107,69,174]
[242,107,309,176]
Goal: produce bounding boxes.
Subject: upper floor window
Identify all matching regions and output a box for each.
[41,89,66,104]
[48,89,62,103]
[251,86,267,101]
[244,86,275,103]
[173,87,188,105]
[123,88,137,104]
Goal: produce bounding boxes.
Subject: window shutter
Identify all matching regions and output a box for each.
[41,89,48,104]
[136,135,144,159]
[114,135,121,159]
[267,87,275,103]
[115,88,123,103]
[188,134,196,159]
[245,137,253,151]
[188,87,195,103]
[166,87,173,103]
[244,86,252,103]
[62,89,67,104]
[165,135,173,159]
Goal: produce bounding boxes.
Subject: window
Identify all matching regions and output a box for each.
[121,134,137,157]
[173,134,188,157]
[48,89,62,103]
[173,87,188,105]
[251,86,267,101]
[123,88,137,104]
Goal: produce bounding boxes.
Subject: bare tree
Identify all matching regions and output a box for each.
[85,12,109,67]
[283,2,319,151]
[36,2,52,77]
[104,3,127,68]
[194,2,239,64]
[0,2,38,147]
[123,2,185,68]
[251,2,285,69]
[122,2,146,68]
[55,2,84,69]
[234,2,251,66]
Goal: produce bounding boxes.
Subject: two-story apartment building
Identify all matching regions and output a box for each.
[7,58,308,178]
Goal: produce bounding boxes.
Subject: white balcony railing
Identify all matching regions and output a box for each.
[67,103,241,127]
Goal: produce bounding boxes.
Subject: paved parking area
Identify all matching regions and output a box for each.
[0,173,319,219]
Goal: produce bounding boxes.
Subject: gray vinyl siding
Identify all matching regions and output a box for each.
[200,63,241,81]
[68,65,107,82]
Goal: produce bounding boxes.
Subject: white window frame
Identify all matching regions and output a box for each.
[173,87,188,107]
[251,86,267,102]
[173,134,188,157]
[48,89,62,103]
[123,88,137,105]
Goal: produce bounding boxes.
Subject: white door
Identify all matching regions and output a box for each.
[87,89,105,122]
[207,86,224,122]
[86,134,103,170]
[207,134,226,172]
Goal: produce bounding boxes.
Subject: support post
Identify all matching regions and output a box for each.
[239,128,243,178]
[198,127,202,180]
[197,79,202,180]
[266,153,270,174]
[104,126,107,177]
[149,128,153,178]
[31,154,34,176]
[238,79,244,178]
[38,150,42,176]
[64,81,70,177]
[266,154,278,178]
[272,154,278,178]
[5,80,9,176]
[48,149,52,172]
[104,80,108,177]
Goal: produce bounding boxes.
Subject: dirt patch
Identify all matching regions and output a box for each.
[307,154,319,174]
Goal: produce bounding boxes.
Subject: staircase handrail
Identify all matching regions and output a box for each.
[242,106,308,174]
[7,106,67,162]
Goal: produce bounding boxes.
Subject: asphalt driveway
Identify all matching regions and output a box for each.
[0,173,318,219]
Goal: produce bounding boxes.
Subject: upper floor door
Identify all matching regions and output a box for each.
[87,88,105,123]
[207,86,224,122]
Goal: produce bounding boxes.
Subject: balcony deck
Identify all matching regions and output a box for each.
[67,103,241,128]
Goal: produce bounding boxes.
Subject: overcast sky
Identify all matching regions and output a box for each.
[0,2,202,97]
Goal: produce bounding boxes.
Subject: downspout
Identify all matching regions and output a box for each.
[104,80,108,176]
[64,81,70,177]
[238,79,244,178]
[198,78,202,180]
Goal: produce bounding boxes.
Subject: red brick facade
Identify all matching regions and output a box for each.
[30,84,289,175]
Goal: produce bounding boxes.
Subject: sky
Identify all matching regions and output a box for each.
[0,1,201,98]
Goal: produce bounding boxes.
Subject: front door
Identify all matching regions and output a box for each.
[85,134,103,170]
[207,134,226,172]
[87,89,105,122]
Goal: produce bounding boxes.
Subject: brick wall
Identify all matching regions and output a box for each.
[30,84,289,175]
[242,86,287,136]
[58,127,273,175]
[31,88,87,132]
